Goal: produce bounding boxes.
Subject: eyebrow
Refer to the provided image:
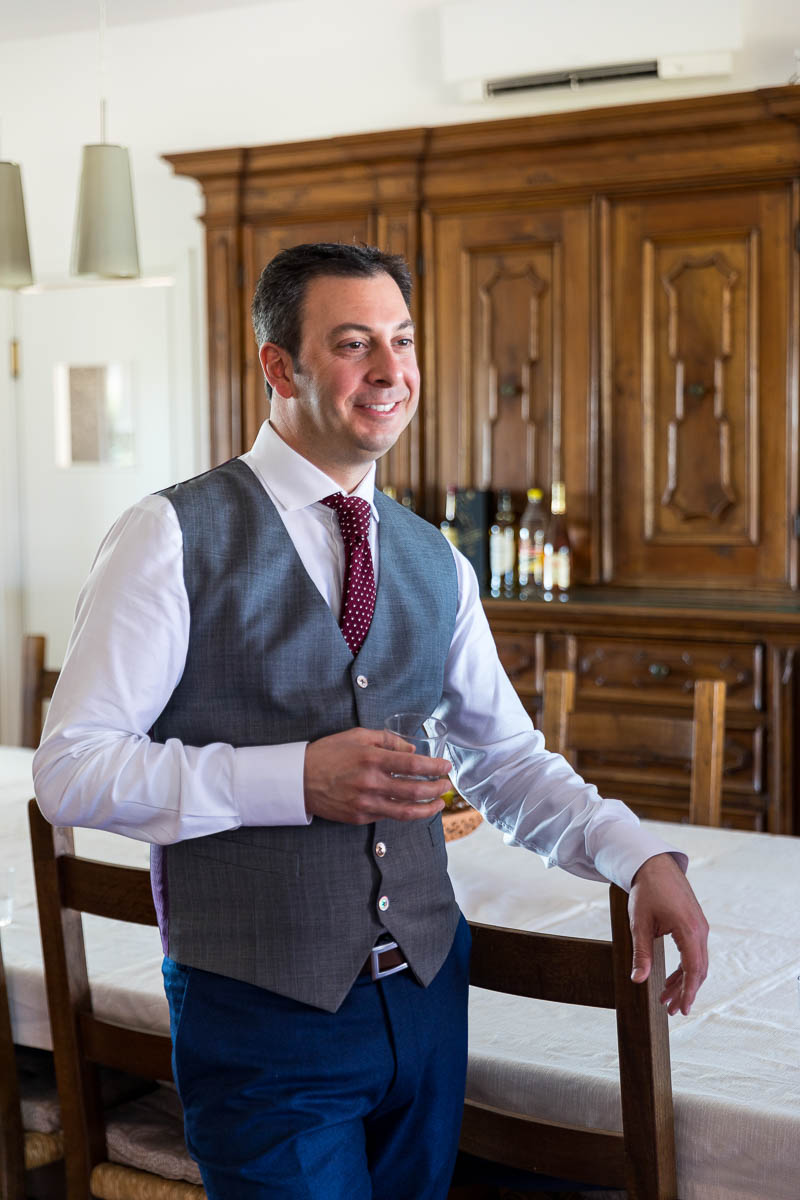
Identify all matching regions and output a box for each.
[328,318,415,338]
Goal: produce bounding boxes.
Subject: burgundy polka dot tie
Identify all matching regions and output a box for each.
[321,493,376,656]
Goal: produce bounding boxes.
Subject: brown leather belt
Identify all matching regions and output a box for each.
[359,940,408,981]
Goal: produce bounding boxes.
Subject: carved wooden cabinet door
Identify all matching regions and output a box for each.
[606,185,797,589]
[426,203,595,578]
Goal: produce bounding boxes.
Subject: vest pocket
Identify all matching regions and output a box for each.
[428,814,445,849]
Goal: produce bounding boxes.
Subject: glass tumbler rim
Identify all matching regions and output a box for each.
[384,711,448,738]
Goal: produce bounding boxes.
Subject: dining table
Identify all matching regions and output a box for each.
[2,743,799,1200]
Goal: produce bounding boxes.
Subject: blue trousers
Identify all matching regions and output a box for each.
[162,916,471,1199]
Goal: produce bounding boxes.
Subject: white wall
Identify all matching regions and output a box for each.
[0,0,797,735]
[1,0,798,281]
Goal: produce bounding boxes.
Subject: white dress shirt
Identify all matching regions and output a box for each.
[34,421,682,890]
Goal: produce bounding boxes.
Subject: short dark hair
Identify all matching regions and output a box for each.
[251,242,413,398]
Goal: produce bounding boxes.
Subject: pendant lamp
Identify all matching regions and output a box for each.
[71,0,140,278]
[0,155,33,289]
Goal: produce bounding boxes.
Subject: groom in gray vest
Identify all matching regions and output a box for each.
[34,242,709,1200]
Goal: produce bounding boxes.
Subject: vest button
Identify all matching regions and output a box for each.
[356,674,368,688]
[375,841,386,857]
[378,895,390,911]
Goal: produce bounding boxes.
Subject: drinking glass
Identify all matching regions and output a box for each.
[383,712,449,796]
[0,866,14,929]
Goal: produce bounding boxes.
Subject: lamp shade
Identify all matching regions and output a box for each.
[71,142,140,278]
[0,160,34,289]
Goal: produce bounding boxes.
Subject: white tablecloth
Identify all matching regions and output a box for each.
[447,818,800,1200]
[3,746,799,1199]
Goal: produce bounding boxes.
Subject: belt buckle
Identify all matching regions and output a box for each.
[370,939,408,981]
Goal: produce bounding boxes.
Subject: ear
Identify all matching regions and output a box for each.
[259,342,296,399]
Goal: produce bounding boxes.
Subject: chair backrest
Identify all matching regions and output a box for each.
[0,936,26,1199]
[27,800,196,1199]
[461,885,677,1199]
[541,668,726,826]
[21,635,60,750]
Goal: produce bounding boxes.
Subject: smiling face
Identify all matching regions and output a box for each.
[260,272,420,491]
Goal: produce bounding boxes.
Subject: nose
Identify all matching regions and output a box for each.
[366,341,404,388]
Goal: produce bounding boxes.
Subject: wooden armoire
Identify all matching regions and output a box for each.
[165,86,800,834]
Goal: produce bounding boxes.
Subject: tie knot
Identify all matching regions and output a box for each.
[321,493,371,545]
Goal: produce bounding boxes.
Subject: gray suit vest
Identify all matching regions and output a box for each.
[150,458,461,1012]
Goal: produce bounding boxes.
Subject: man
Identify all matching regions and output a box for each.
[34,242,708,1200]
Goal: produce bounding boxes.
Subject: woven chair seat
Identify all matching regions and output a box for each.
[105,1085,203,1186]
[90,1162,205,1199]
[23,1128,64,1170]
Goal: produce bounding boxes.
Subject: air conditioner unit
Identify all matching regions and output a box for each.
[440,0,742,102]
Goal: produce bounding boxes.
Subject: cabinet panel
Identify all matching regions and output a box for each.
[607,186,793,588]
[429,205,594,579]
[574,636,763,711]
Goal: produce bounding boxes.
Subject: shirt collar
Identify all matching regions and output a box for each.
[244,421,379,519]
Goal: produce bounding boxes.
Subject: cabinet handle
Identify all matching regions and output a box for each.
[648,662,670,679]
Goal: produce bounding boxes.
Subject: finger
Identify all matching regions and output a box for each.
[629,931,652,984]
[381,750,452,779]
[392,797,447,821]
[670,934,708,1014]
[381,731,416,753]
[381,773,454,806]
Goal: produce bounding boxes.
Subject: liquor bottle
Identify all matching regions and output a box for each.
[439,485,459,548]
[517,487,546,594]
[489,489,516,597]
[542,481,572,601]
[381,484,397,501]
[400,488,415,512]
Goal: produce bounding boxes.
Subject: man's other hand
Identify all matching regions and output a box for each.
[628,852,709,1016]
[304,727,451,824]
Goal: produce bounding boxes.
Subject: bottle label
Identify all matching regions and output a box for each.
[542,551,553,592]
[532,546,544,586]
[489,530,505,575]
[502,527,515,574]
[556,547,571,590]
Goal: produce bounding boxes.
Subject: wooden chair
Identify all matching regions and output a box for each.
[1,938,64,1199]
[22,635,60,750]
[458,885,676,1199]
[28,800,206,1200]
[542,669,727,827]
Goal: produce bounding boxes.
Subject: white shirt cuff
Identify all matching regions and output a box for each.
[233,742,312,827]
[591,825,689,892]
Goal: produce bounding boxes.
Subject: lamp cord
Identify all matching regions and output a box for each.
[98,0,107,142]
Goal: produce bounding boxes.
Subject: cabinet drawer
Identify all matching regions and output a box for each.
[574,637,762,711]
[495,632,542,696]
[571,725,763,798]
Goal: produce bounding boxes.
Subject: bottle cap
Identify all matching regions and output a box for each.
[527,488,543,501]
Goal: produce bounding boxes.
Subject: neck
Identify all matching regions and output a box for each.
[267,421,374,493]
